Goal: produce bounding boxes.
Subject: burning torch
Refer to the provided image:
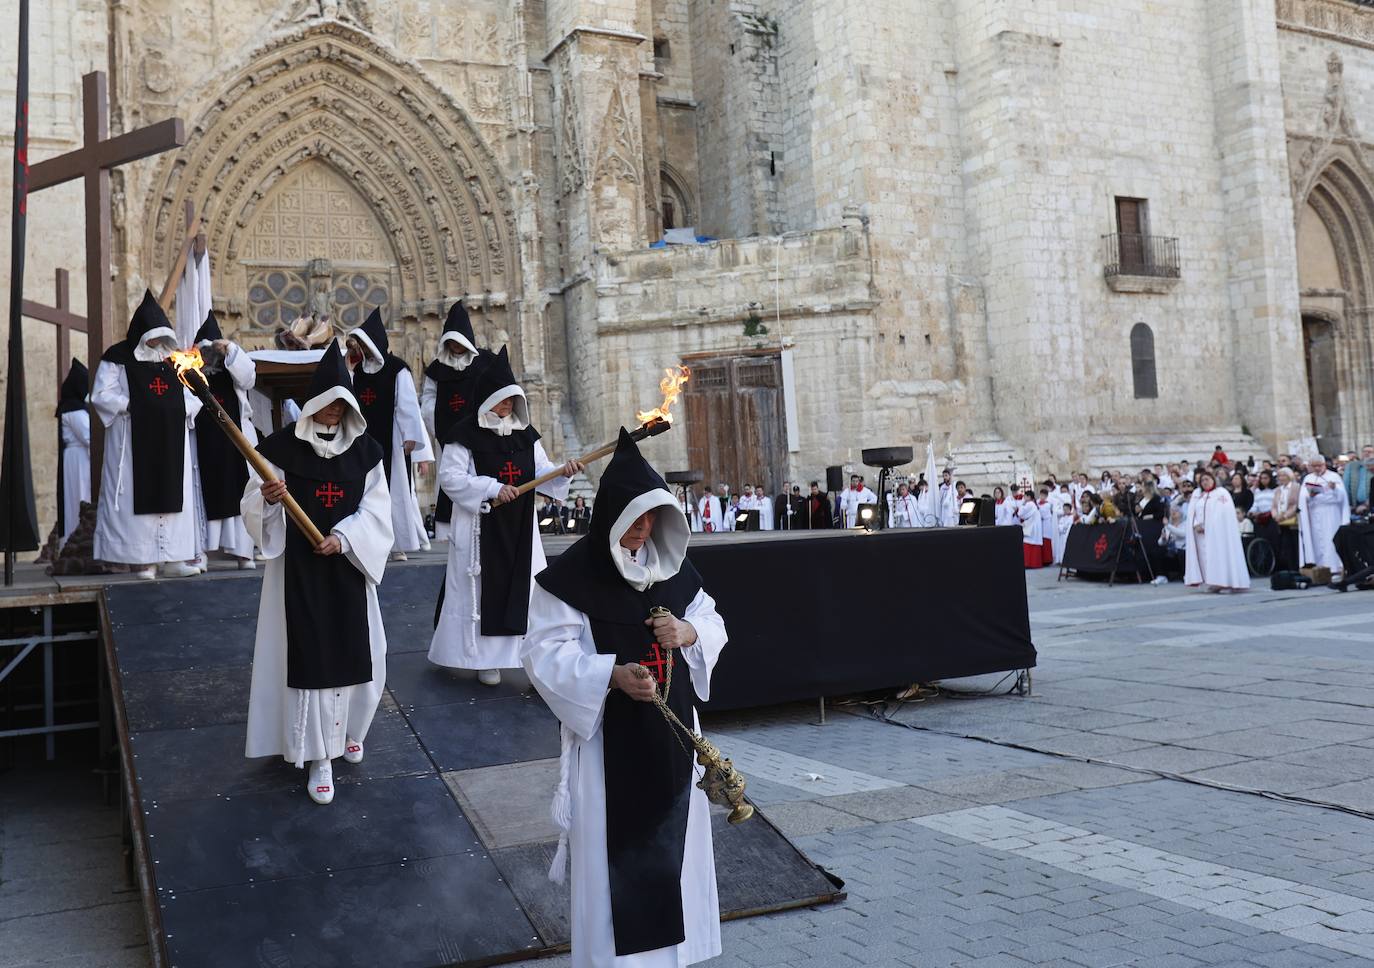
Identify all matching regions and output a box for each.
[170,348,328,547]
[493,366,691,507]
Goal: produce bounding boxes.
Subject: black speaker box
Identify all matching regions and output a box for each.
[826,465,844,493]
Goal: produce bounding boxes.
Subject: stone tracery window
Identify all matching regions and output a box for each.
[333,273,391,328]
[247,269,309,328]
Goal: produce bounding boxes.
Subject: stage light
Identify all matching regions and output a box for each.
[860,507,873,521]
[856,503,879,531]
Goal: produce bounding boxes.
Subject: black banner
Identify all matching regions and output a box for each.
[0,0,40,561]
[1061,522,1127,574]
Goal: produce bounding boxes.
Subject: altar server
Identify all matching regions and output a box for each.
[1184,469,1249,592]
[420,301,491,540]
[243,341,392,804]
[1037,488,1054,566]
[429,347,580,685]
[1299,456,1350,577]
[754,483,774,530]
[346,309,433,560]
[889,481,919,528]
[190,312,258,569]
[1016,491,1043,568]
[993,487,1013,526]
[523,429,728,968]
[56,359,91,545]
[91,292,202,579]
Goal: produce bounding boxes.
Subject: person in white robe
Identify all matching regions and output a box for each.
[754,484,774,530]
[523,429,728,968]
[838,475,877,527]
[55,360,91,546]
[1184,470,1250,592]
[243,340,393,804]
[697,487,723,533]
[993,487,1013,526]
[719,485,737,532]
[889,481,919,528]
[1298,457,1351,577]
[1016,493,1043,568]
[1052,489,1074,565]
[1037,488,1055,567]
[736,486,757,530]
[91,291,203,579]
[429,347,580,685]
[188,312,258,569]
[345,311,433,560]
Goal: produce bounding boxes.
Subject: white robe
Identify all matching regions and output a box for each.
[1298,471,1350,574]
[1037,501,1053,548]
[719,497,737,532]
[60,410,91,543]
[1184,487,1250,590]
[994,500,1014,527]
[429,438,569,670]
[383,368,434,553]
[523,583,727,968]
[1017,500,1043,546]
[756,496,774,530]
[90,360,203,565]
[242,460,393,766]
[888,493,919,528]
[1052,501,1073,564]
[192,344,258,559]
[420,369,471,541]
[938,484,959,527]
[838,487,876,527]
[173,252,212,349]
[697,496,722,533]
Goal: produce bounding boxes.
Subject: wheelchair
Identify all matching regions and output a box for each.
[1242,534,1276,578]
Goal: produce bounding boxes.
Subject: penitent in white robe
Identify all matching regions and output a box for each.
[429,439,569,670]
[523,583,727,968]
[420,372,455,540]
[191,344,258,559]
[1298,471,1350,575]
[1184,487,1250,591]
[385,368,434,554]
[888,493,919,528]
[90,361,203,565]
[242,461,393,766]
[60,410,92,543]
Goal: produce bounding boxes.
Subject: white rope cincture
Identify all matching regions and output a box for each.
[112,418,129,513]
[466,510,483,656]
[547,724,575,884]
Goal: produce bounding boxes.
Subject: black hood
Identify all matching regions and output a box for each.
[440,300,477,351]
[56,359,88,415]
[194,310,224,345]
[126,289,174,345]
[300,339,361,419]
[536,428,697,621]
[473,345,516,408]
[353,307,389,360]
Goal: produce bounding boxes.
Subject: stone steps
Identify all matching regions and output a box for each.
[1081,428,1272,474]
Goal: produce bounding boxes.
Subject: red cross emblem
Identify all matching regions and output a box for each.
[448,393,465,413]
[316,482,345,508]
[498,461,522,485]
[1093,533,1109,560]
[640,643,674,687]
[359,387,377,406]
[149,377,170,396]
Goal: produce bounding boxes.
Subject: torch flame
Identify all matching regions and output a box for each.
[169,347,206,388]
[635,365,691,425]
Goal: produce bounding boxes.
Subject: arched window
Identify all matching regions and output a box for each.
[660,167,692,232]
[1130,323,1157,399]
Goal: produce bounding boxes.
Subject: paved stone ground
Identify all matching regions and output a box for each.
[7,569,1374,967]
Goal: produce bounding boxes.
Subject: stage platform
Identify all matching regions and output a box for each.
[101,562,844,968]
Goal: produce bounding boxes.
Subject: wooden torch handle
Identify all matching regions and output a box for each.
[509,439,618,498]
[185,370,328,547]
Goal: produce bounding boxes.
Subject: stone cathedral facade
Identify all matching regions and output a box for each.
[4,0,1374,527]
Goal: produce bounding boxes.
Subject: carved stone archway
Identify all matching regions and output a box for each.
[139,20,519,361]
[1297,153,1374,451]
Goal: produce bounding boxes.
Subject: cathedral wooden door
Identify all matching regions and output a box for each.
[684,353,787,496]
[1302,315,1343,452]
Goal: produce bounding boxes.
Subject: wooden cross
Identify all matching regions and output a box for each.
[20,268,86,390]
[25,71,185,496]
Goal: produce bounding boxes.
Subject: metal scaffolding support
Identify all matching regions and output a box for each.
[0,604,101,758]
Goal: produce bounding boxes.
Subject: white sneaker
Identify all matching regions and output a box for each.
[191,554,208,573]
[133,566,157,580]
[343,738,364,764]
[158,561,200,578]
[237,557,256,570]
[477,669,502,686]
[389,551,408,562]
[308,759,334,804]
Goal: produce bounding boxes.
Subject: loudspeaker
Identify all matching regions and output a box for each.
[826,465,844,493]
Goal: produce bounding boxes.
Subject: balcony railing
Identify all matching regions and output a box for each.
[1102,233,1180,279]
